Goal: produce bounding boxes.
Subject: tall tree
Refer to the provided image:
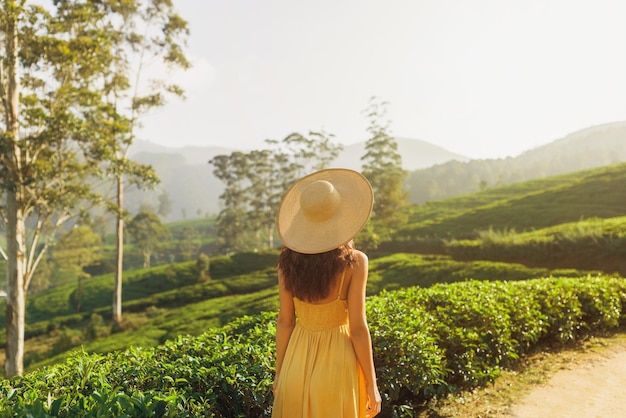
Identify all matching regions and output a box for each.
[279,130,343,176]
[245,149,275,249]
[361,97,408,233]
[0,0,110,377]
[209,132,344,254]
[127,210,170,269]
[80,0,189,325]
[209,152,251,253]
[0,0,188,377]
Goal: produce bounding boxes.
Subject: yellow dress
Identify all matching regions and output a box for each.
[272,273,366,417]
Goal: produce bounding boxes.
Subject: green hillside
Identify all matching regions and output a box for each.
[445,216,626,273]
[0,162,625,416]
[390,162,626,249]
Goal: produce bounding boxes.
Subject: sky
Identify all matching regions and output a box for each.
[136,0,626,160]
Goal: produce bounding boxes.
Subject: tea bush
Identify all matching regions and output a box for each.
[1,276,625,417]
[445,216,626,274]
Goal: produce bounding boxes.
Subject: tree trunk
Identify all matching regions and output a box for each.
[4,8,25,378]
[5,192,26,378]
[143,249,151,269]
[113,174,124,324]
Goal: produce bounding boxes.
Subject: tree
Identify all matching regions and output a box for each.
[209,132,344,254]
[273,130,343,178]
[78,0,189,325]
[0,0,188,377]
[209,152,252,253]
[178,226,200,261]
[0,1,114,377]
[244,149,276,249]
[127,210,171,269]
[158,190,173,220]
[361,97,408,234]
[53,225,103,312]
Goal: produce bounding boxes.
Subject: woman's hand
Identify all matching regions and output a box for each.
[365,384,382,417]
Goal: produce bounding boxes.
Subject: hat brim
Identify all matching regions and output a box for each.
[277,168,374,254]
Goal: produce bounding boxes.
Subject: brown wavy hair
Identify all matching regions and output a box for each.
[277,244,357,301]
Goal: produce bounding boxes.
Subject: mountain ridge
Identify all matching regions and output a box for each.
[127,121,626,220]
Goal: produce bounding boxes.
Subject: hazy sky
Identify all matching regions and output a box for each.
[136,0,626,159]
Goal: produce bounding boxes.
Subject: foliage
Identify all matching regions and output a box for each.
[361,97,408,233]
[445,216,626,274]
[0,251,598,360]
[52,225,103,282]
[390,163,626,257]
[208,251,278,279]
[209,131,343,254]
[0,0,190,377]
[0,276,624,416]
[127,211,172,268]
[365,252,602,294]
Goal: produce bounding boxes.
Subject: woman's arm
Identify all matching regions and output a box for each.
[274,271,295,390]
[347,250,382,416]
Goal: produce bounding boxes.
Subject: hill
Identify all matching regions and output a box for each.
[397,162,626,241]
[0,161,624,414]
[390,162,626,274]
[328,137,468,171]
[128,121,626,221]
[408,121,626,204]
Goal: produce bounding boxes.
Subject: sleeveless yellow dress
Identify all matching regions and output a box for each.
[272,272,366,417]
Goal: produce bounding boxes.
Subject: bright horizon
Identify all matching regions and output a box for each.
[136,0,626,160]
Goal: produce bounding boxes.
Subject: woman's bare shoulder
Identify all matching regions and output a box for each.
[352,249,368,263]
[350,249,368,277]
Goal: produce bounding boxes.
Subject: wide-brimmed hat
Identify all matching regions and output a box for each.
[277,168,374,254]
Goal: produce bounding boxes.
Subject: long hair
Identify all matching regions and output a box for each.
[278,244,356,301]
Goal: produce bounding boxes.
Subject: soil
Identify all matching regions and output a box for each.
[507,335,626,418]
[417,330,626,418]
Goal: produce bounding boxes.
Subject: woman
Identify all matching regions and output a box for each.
[272,168,382,418]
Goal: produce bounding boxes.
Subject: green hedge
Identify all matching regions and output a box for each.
[445,217,626,274]
[1,276,625,417]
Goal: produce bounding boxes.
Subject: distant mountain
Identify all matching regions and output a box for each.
[127,138,468,221]
[517,122,626,165]
[126,144,232,221]
[128,122,626,220]
[408,121,626,204]
[129,141,234,166]
[329,137,468,171]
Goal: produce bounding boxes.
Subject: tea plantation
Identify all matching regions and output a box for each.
[0,163,625,417]
[0,276,624,417]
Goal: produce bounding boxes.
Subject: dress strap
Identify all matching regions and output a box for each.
[337,269,346,299]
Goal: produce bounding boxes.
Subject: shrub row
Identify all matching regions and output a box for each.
[445,217,626,273]
[366,253,601,293]
[1,276,625,417]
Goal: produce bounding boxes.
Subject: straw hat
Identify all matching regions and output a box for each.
[277,168,374,254]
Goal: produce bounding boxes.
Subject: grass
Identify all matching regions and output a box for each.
[395,162,626,241]
[444,216,626,274]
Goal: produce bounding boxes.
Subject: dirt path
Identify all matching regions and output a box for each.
[507,336,626,418]
[418,332,626,417]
